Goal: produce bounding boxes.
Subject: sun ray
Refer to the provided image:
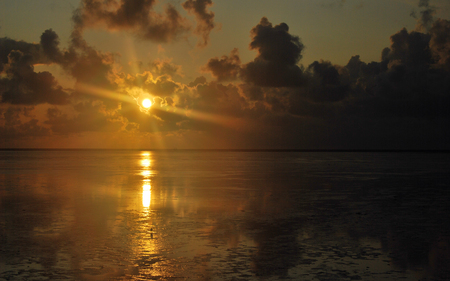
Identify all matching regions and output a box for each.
[75,83,136,104]
[76,83,238,128]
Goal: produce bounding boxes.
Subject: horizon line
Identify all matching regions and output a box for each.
[1,148,449,153]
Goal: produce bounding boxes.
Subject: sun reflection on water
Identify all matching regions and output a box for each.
[142,183,151,208]
[140,152,153,209]
[141,159,151,167]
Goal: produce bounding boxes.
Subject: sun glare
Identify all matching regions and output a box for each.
[142,98,152,108]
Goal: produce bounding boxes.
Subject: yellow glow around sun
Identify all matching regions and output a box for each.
[142,98,152,108]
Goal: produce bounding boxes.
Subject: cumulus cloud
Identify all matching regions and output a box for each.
[0,50,69,105]
[429,18,450,69]
[203,48,241,81]
[231,10,450,149]
[124,71,182,98]
[149,58,184,78]
[1,25,132,137]
[304,60,350,102]
[2,0,450,149]
[0,38,42,73]
[40,29,64,63]
[241,17,305,87]
[72,0,191,43]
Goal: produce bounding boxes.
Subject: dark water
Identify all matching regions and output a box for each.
[1,150,449,280]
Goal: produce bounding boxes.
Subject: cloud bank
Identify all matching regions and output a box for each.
[1,0,449,149]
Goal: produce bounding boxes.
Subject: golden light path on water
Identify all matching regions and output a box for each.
[142,183,151,208]
[76,82,237,127]
[140,151,153,209]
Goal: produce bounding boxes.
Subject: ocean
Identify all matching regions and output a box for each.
[1,150,449,280]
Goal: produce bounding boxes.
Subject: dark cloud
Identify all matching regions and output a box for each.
[0,38,42,73]
[249,18,303,65]
[0,50,69,105]
[45,102,126,134]
[40,29,63,63]
[385,28,432,68]
[238,84,264,101]
[195,82,242,110]
[2,1,450,150]
[39,28,122,108]
[305,60,350,102]
[227,11,450,149]
[241,17,305,87]
[0,106,49,138]
[359,25,450,111]
[72,0,190,43]
[182,0,216,47]
[429,19,450,69]
[203,48,241,81]
[67,48,115,90]
[1,26,121,108]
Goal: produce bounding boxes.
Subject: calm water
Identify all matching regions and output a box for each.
[1,150,449,280]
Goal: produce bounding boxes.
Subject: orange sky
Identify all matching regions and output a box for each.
[1,0,450,149]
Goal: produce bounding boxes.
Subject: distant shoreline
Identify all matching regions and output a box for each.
[1,148,449,153]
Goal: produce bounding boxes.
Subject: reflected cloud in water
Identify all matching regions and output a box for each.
[0,150,449,280]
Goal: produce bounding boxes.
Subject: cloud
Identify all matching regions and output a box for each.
[0,106,49,138]
[3,27,120,107]
[386,28,432,68]
[429,18,450,69]
[188,76,207,87]
[0,50,69,105]
[416,0,437,32]
[182,0,216,47]
[305,60,350,102]
[2,1,450,150]
[72,0,191,43]
[40,29,63,63]
[0,38,42,73]
[203,48,241,81]
[232,12,450,149]
[45,102,127,134]
[124,71,182,97]
[241,17,306,87]
[149,58,184,78]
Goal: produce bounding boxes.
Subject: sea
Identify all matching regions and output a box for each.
[0,149,449,280]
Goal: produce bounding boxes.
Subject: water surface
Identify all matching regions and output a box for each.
[1,150,449,280]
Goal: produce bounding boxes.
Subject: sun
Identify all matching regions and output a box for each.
[142,98,152,108]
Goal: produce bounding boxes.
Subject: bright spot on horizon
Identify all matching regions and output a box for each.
[142,98,152,108]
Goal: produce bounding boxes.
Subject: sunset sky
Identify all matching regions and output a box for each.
[1,0,450,149]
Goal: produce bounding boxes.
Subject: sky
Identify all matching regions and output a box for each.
[1,0,450,149]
